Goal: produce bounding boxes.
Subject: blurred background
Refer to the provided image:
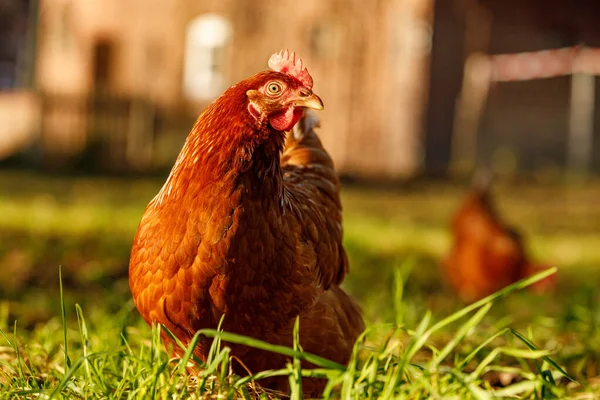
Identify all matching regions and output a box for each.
[2,0,600,177]
[1,0,600,380]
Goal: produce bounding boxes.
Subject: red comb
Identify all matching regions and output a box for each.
[268,49,313,89]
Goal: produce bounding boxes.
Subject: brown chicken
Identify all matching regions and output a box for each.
[129,50,364,396]
[443,172,556,303]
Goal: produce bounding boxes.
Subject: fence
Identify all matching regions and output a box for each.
[452,46,600,175]
[37,92,163,172]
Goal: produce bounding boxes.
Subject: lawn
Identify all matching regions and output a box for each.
[0,170,598,398]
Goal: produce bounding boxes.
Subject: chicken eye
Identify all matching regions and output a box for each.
[266,82,283,96]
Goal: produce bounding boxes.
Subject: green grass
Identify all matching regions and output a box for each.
[1,267,582,399]
[0,170,599,398]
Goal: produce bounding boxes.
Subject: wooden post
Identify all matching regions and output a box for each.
[450,52,491,174]
[126,99,155,170]
[449,0,492,176]
[567,72,595,174]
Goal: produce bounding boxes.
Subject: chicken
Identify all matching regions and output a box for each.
[443,171,555,303]
[129,50,364,396]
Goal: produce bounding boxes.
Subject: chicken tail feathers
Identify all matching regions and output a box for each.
[281,109,348,289]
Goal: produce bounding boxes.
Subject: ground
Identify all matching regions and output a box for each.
[0,170,598,398]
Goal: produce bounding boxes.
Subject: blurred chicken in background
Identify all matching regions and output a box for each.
[443,171,556,302]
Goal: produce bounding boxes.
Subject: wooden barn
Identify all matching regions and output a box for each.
[1,0,599,177]
[0,0,433,176]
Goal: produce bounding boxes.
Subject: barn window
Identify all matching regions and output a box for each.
[183,14,232,101]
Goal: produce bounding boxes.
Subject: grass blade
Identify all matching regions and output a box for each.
[429,302,492,370]
[510,328,576,383]
[59,266,72,370]
[197,329,346,371]
[289,316,303,400]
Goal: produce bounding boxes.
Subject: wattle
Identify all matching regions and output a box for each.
[269,107,304,132]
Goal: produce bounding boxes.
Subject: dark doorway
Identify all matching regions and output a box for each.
[93,39,117,91]
[0,0,33,89]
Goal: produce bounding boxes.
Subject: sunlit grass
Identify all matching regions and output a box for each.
[3,265,595,399]
[2,170,599,269]
[0,171,599,397]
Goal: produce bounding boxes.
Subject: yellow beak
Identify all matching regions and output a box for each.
[295,93,324,111]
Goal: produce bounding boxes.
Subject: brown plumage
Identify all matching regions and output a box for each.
[443,172,556,303]
[128,50,364,397]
